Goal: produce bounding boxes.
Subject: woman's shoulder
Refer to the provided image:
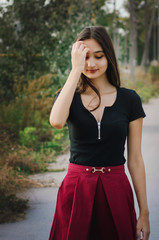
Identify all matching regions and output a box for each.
[119,87,140,99]
[119,87,143,108]
[119,87,146,121]
[119,86,136,94]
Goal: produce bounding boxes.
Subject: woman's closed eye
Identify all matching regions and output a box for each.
[95,55,104,59]
[86,55,104,60]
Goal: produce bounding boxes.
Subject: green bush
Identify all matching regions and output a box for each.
[0,192,28,224]
[148,65,159,76]
[0,100,23,132]
[148,63,159,82]
[19,127,38,147]
[40,126,69,154]
[136,85,158,103]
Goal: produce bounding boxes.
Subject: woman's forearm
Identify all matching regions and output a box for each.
[127,156,149,215]
[49,69,81,129]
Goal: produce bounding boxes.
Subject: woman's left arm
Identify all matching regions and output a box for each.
[127,117,150,240]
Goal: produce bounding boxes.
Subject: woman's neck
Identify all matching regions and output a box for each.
[86,76,115,95]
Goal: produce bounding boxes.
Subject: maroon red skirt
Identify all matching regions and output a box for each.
[49,163,137,240]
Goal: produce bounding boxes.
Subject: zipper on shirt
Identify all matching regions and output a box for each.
[97,122,101,140]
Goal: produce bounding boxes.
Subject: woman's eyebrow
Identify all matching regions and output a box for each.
[93,50,104,53]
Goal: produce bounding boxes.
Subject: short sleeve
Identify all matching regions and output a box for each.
[129,90,146,122]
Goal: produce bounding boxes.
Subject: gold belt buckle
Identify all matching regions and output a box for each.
[92,167,105,173]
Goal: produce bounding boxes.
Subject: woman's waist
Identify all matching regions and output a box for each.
[67,163,125,174]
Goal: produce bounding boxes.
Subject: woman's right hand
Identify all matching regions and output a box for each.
[71,41,90,73]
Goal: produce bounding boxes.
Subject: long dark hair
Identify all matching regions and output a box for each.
[76,26,120,111]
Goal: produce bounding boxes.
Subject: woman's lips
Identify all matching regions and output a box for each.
[87,69,98,73]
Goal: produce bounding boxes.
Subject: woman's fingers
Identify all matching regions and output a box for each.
[79,42,88,51]
[136,216,150,240]
[72,41,87,53]
[136,227,142,239]
[72,41,85,50]
[71,41,90,72]
[142,228,150,240]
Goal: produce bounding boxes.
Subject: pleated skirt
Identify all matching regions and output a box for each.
[49,163,137,240]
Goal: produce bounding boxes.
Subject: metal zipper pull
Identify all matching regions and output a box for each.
[97,122,101,140]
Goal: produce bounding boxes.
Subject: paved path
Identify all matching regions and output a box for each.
[140,97,159,240]
[0,96,159,240]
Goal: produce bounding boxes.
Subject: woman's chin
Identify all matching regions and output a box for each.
[83,72,99,79]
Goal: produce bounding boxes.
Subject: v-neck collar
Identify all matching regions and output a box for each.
[78,86,119,124]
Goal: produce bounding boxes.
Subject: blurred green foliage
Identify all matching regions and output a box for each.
[19,127,38,147]
[0,0,105,101]
[148,65,159,76]
[136,84,159,103]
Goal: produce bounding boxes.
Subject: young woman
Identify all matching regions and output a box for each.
[49,26,150,240]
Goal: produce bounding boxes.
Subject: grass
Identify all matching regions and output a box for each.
[47,168,66,172]
[0,193,29,224]
[120,66,159,102]
[0,127,69,223]
[0,164,40,223]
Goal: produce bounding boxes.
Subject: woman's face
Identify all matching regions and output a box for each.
[82,38,108,80]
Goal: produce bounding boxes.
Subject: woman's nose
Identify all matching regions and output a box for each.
[87,58,95,67]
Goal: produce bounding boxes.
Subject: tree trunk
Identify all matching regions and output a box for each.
[153,20,156,60]
[129,0,137,83]
[113,0,117,50]
[157,0,159,61]
[124,34,128,64]
[141,0,156,67]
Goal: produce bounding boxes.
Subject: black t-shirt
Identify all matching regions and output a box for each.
[54,87,146,167]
